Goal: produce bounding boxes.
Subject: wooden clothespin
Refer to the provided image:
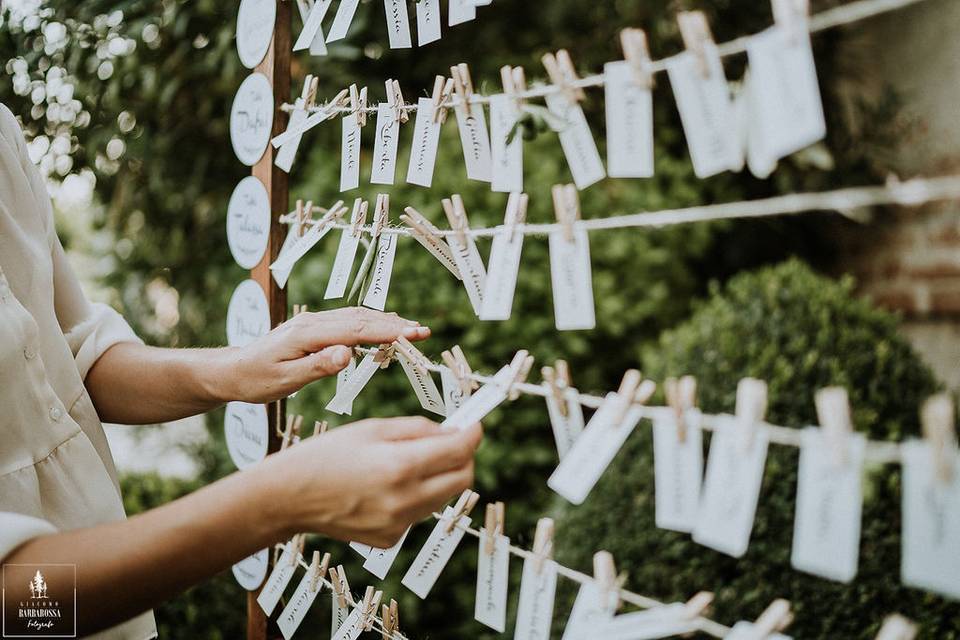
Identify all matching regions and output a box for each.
[620,28,655,89]
[504,192,529,242]
[449,63,475,115]
[609,369,642,425]
[550,184,580,242]
[371,194,389,240]
[399,205,461,280]
[750,599,793,637]
[328,565,350,609]
[441,345,478,394]
[289,533,305,567]
[349,83,368,128]
[374,342,397,369]
[542,360,572,417]
[665,375,697,443]
[385,79,410,124]
[593,551,619,611]
[677,10,715,78]
[542,49,586,103]
[295,199,310,237]
[360,586,383,631]
[381,599,400,640]
[441,194,472,246]
[280,413,304,448]
[314,198,348,230]
[430,75,455,124]
[349,198,368,238]
[309,550,331,592]
[875,614,918,640]
[921,393,957,484]
[531,517,554,574]
[394,335,430,376]
[736,377,768,450]
[815,386,854,466]
[444,489,481,533]
[506,349,535,400]
[483,501,505,555]
[292,303,308,316]
[682,591,715,620]
[500,64,527,107]
[313,420,328,437]
[304,74,320,109]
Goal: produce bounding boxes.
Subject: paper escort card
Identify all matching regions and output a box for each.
[562,582,617,640]
[397,351,446,416]
[325,228,361,299]
[545,387,586,459]
[326,0,360,41]
[726,621,792,640]
[441,365,513,430]
[548,225,596,330]
[415,0,441,46]
[653,409,704,533]
[479,226,523,321]
[474,531,510,631]
[692,415,770,557]
[224,401,269,470]
[746,26,825,162]
[441,365,472,414]
[383,0,412,48]
[227,176,270,269]
[901,440,960,599]
[236,0,276,68]
[448,232,487,315]
[791,427,865,583]
[331,607,364,640]
[362,527,410,579]
[597,603,699,640]
[666,46,740,178]
[604,60,654,178]
[514,558,558,640]
[326,353,379,414]
[340,116,361,192]
[274,105,308,172]
[544,92,606,190]
[361,233,398,310]
[349,540,372,558]
[269,218,335,279]
[401,507,470,597]
[370,104,400,184]
[231,72,274,167]
[406,97,443,187]
[548,395,644,505]
[455,105,493,182]
[293,0,332,51]
[232,548,269,591]
[257,543,299,615]
[331,573,351,636]
[489,94,523,193]
[278,569,324,639]
[226,279,270,347]
[271,226,299,289]
[448,0,476,25]
[331,357,357,415]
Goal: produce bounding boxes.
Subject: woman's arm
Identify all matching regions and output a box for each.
[3,417,482,635]
[85,307,430,424]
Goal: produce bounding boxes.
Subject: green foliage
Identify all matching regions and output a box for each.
[552,260,958,639]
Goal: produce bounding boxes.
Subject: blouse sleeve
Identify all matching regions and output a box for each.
[0,512,57,561]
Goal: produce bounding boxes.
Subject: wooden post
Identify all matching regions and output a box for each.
[247,1,290,639]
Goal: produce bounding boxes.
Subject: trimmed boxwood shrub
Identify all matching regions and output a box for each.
[551,259,959,638]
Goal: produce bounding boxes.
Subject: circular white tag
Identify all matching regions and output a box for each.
[236,0,276,69]
[230,73,274,166]
[226,279,270,347]
[232,548,270,590]
[227,176,271,269]
[224,400,269,470]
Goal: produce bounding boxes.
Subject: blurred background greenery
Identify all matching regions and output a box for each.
[2,0,958,638]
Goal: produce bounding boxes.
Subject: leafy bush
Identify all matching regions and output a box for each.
[552,260,959,639]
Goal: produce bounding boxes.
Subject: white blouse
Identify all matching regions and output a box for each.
[0,103,157,638]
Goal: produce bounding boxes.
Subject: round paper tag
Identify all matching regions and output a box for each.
[227,176,271,269]
[232,548,269,591]
[226,279,270,347]
[236,0,276,69]
[230,73,274,166]
[224,400,269,470]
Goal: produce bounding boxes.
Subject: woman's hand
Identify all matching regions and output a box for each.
[219,307,430,404]
[259,417,483,548]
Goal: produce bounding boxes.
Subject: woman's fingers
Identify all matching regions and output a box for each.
[398,464,476,523]
[395,423,483,478]
[293,308,430,352]
[284,345,352,387]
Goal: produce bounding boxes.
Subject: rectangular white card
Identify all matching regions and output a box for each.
[604,60,654,178]
[326,0,360,42]
[362,527,410,579]
[474,531,510,632]
[548,395,643,505]
[455,105,493,182]
[340,116,361,192]
[561,582,616,640]
[257,544,298,615]
[415,0,441,46]
[277,570,323,639]
[325,353,378,414]
[666,46,740,178]
[275,105,308,172]
[397,351,446,416]
[548,226,596,331]
[440,365,472,414]
[293,0,333,50]
[448,0,476,25]
[406,97,443,187]
[383,0,412,48]
[489,94,523,193]
[332,357,357,415]
[746,26,825,162]
[653,409,704,533]
[408,229,461,279]
[271,226,299,289]
[401,507,470,598]
[544,92,606,190]
[726,621,792,640]
[331,589,351,638]
[901,440,960,599]
[479,227,523,321]
[692,416,769,557]
[791,427,865,583]
[514,558,558,640]
[324,229,361,299]
[269,221,333,280]
[349,540,372,558]
[361,233,398,310]
[370,103,400,185]
[441,365,512,430]
[545,387,586,459]
[331,606,364,640]
[598,603,699,640]
[448,232,487,315]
